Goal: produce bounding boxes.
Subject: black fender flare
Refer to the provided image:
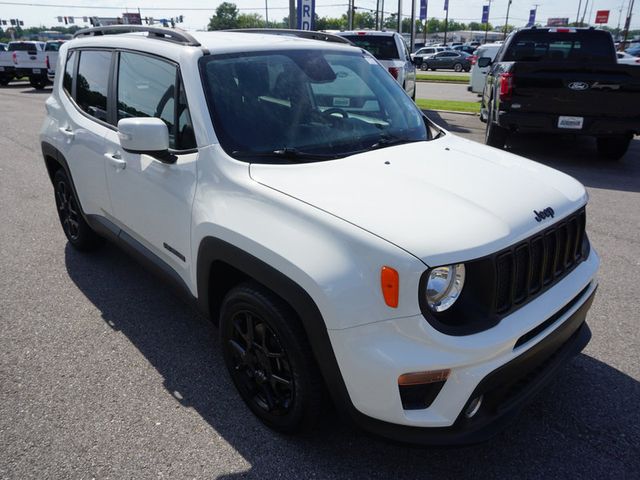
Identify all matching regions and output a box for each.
[195,236,354,412]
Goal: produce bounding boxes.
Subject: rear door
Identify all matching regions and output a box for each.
[103,51,198,280]
[58,49,114,216]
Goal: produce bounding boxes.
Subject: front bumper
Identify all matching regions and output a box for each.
[496,110,640,136]
[327,248,599,445]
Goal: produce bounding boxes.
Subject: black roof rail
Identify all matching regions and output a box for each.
[224,28,353,45]
[73,25,201,47]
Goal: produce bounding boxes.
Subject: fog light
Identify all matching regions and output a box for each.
[464,395,483,418]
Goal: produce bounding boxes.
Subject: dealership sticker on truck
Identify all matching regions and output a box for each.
[558,116,584,129]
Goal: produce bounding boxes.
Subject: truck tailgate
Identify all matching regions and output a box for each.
[511,62,640,119]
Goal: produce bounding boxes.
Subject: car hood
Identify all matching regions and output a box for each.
[249,134,587,266]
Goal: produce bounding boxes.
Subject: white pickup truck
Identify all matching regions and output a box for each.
[0,42,16,85]
[45,40,65,83]
[8,41,48,89]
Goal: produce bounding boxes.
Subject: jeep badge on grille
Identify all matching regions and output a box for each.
[534,207,555,222]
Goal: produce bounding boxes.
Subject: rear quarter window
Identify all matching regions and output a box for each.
[342,35,399,60]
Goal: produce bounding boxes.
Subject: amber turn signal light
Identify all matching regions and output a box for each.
[398,369,451,386]
[380,266,399,308]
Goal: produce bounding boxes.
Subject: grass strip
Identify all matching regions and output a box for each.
[416,99,480,114]
[416,73,470,83]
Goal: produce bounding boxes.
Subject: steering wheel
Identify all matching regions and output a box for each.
[323,108,349,119]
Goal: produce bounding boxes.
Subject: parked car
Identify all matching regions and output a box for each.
[617,51,640,65]
[411,46,447,59]
[480,27,640,160]
[336,30,419,99]
[0,42,16,85]
[421,50,472,72]
[45,40,65,82]
[8,41,48,89]
[626,45,640,56]
[453,45,476,55]
[41,25,599,446]
[468,43,502,94]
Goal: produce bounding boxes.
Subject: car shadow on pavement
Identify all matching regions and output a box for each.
[507,134,640,194]
[64,242,640,479]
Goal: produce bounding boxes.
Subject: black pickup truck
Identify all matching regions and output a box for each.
[479,27,640,160]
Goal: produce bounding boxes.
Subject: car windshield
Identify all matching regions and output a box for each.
[45,42,63,51]
[199,49,430,163]
[339,35,399,60]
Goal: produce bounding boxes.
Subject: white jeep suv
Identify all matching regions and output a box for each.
[40,26,599,445]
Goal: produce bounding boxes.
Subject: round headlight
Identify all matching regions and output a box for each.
[425,264,465,312]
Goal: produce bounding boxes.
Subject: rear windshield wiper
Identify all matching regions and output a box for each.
[232,148,339,162]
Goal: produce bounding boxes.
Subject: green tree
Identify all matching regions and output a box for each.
[237,13,264,28]
[208,2,239,30]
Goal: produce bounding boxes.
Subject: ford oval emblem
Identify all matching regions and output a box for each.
[568,81,589,91]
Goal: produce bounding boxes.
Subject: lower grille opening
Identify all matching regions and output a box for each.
[399,381,446,410]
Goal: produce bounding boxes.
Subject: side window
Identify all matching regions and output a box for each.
[63,50,75,96]
[76,50,111,123]
[117,51,195,150]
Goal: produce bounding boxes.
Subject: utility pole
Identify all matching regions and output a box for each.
[622,0,636,48]
[503,0,512,39]
[289,0,295,28]
[410,0,416,50]
[265,0,269,26]
[376,0,380,29]
[423,0,429,44]
[443,0,449,45]
[580,0,589,27]
[381,0,385,29]
[397,0,403,33]
[576,0,582,24]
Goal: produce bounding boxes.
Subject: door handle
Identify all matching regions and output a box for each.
[58,127,74,138]
[105,153,126,170]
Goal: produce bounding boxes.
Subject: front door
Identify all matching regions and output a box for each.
[104,51,198,283]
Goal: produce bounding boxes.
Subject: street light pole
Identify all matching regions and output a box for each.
[265,0,269,26]
[503,0,512,40]
[397,0,403,33]
[289,0,295,28]
[410,0,416,50]
[443,2,449,45]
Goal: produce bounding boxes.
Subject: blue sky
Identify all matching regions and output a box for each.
[0,0,637,31]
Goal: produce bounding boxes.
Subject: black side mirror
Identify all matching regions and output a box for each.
[477,57,492,68]
[412,56,424,67]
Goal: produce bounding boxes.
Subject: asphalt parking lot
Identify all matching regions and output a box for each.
[1,83,639,479]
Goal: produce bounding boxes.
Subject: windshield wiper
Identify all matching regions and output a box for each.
[232,148,339,162]
[370,136,416,150]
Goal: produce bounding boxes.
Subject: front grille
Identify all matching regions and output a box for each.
[494,209,586,315]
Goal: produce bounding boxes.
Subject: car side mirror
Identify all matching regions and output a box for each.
[412,56,424,67]
[477,57,492,68]
[117,117,175,163]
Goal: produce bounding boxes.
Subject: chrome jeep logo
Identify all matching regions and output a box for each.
[568,81,589,91]
[534,207,555,222]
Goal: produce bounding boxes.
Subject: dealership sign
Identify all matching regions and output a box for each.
[595,10,610,24]
[297,0,315,30]
[547,17,569,26]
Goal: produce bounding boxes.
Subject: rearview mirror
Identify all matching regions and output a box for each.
[117,117,174,163]
[477,57,492,68]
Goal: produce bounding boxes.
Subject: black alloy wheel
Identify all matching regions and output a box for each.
[52,169,102,251]
[220,283,324,433]
[55,173,81,241]
[228,309,295,415]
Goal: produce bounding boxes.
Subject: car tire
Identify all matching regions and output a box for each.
[420,64,428,71]
[596,135,631,161]
[220,282,325,433]
[485,100,508,148]
[454,63,463,72]
[30,77,47,90]
[52,169,103,251]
